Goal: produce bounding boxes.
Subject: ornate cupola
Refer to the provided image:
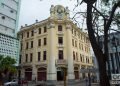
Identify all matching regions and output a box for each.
[50,5,70,20]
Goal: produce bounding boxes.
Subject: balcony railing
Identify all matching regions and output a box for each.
[73,60,80,64]
[35,60,47,66]
[56,59,67,65]
[57,44,64,48]
[21,62,32,67]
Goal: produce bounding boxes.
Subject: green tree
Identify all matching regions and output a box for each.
[0,55,17,85]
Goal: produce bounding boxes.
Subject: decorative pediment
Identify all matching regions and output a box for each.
[50,5,70,20]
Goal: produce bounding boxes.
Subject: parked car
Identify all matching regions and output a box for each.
[4,79,18,86]
[18,78,28,85]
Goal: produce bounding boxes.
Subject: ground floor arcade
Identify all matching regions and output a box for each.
[20,65,92,82]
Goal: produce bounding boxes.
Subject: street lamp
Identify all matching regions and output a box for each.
[111,35,120,74]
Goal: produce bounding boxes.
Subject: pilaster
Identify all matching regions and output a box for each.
[66,24,75,80]
[32,65,37,81]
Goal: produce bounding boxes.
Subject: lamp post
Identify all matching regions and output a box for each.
[111,36,120,74]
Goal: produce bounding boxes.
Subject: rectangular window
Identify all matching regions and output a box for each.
[58,25,62,31]
[79,43,80,49]
[72,29,73,34]
[19,55,21,63]
[21,43,22,51]
[39,28,41,34]
[44,26,47,33]
[43,51,46,60]
[38,52,41,61]
[31,41,33,48]
[38,39,41,46]
[58,37,63,44]
[59,50,63,59]
[30,53,33,62]
[80,54,82,62]
[26,42,29,49]
[72,39,74,46]
[27,32,29,38]
[31,30,34,36]
[22,33,23,39]
[75,41,77,47]
[44,38,47,45]
[25,54,28,62]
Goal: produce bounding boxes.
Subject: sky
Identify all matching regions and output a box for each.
[19,0,87,30]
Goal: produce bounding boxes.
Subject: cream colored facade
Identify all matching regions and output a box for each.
[18,5,93,82]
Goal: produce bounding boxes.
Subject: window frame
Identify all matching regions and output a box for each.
[44,26,47,33]
[30,53,33,62]
[43,51,46,60]
[31,41,33,48]
[38,52,41,61]
[58,50,63,60]
[58,37,63,44]
[38,39,41,46]
[44,38,47,45]
[25,54,28,62]
[58,25,62,31]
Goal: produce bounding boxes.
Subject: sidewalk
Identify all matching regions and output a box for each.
[25,81,99,86]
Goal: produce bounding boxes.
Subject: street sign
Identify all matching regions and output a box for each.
[110,80,120,84]
[111,74,120,80]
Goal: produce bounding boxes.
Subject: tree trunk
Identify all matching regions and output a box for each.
[84,1,110,86]
[98,58,110,86]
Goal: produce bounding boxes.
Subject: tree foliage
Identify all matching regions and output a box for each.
[0,55,17,84]
[72,0,119,86]
[0,55,16,73]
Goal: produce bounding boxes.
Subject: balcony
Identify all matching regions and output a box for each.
[57,31,64,35]
[21,62,32,67]
[35,60,47,66]
[57,44,64,48]
[56,59,67,65]
[73,60,80,65]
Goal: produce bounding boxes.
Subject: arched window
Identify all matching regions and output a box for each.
[25,68,32,81]
[58,25,62,31]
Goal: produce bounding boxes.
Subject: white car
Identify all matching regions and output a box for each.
[4,79,18,86]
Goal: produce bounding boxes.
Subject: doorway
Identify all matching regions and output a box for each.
[57,71,64,81]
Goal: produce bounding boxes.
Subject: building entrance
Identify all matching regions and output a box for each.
[57,71,64,81]
[37,67,46,81]
[25,68,32,81]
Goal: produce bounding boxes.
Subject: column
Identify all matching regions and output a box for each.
[32,27,37,81]
[47,22,56,83]
[21,68,25,79]
[66,24,75,80]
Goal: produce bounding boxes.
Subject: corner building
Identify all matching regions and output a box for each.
[18,5,93,82]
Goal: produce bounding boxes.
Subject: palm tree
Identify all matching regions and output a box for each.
[0,55,17,85]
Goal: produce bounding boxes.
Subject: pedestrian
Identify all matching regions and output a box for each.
[34,77,36,83]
